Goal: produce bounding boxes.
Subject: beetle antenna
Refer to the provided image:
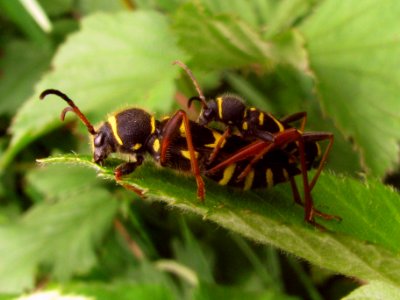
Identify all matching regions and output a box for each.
[172,60,208,109]
[60,107,74,121]
[40,89,97,135]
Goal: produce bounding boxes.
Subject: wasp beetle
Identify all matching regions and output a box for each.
[174,61,339,225]
[40,89,210,199]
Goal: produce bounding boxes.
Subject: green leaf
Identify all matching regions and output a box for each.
[26,163,101,200]
[172,220,214,283]
[39,0,74,17]
[173,2,311,73]
[198,0,266,28]
[0,40,53,115]
[342,281,400,300]
[0,11,186,170]
[0,0,48,43]
[0,294,15,300]
[270,30,309,72]
[173,2,274,70]
[14,283,176,300]
[300,0,400,176]
[61,282,176,300]
[196,0,317,35]
[230,235,282,290]
[136,0,183,13]
[286,256,323,300]
[0,227,36,293]
[194,282,300,300]
[39,155,400,288]
[262,0,318,38]
[77,0,126,15]
[0,165,118,293]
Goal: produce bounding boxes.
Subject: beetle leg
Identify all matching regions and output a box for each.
[114,155,144,180]
[301,132,334,191]
[235,128,299,182]
[114,155,145,197]
[207,128,317,224]
[289,177,340,221]
[206,139,270,174]
[207,127,231,166]
[160,110,205,201]
[279,111,307,132]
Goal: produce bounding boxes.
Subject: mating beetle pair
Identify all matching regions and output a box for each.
[40,61,339,226]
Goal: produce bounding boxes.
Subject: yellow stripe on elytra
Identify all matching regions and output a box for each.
[266,168,274,188]
[258,112,264,126]
[108,116,123,145]
[205,130,226,148]
[267,113,284,132]
[180,150,199,160]
[244,169,255,191]
[132,143,142,150]
[179,121,185,136]
[150,116,156,134]
[153,138,160,152]
[217,97,223,119]
[218,163,236,185]
[242,121,248,130]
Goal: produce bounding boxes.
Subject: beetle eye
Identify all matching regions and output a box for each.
[94,133,104,147]
[203,108,213,119]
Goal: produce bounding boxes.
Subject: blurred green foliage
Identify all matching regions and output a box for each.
[1,0,400,299]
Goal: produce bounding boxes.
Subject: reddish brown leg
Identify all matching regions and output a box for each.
[206,139,271,174]
[289,177,323,230]
[296,133,314,223]
[207,128,299,176]
[289,177,340,221]
[301,132,334,191]
[114,157,146,197]
[280,111,307,132]
[119,184,146,197]
[285,135,328,227]
[289,177,302,205]
[207,127,338,225]
[160,110,205,201]
[207,128,316,224]
[236,128,300,182]
[207,127,231,165]
[235,130,335,219]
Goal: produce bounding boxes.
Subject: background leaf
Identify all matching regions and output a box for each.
[15,283,175,300]
[342,281,400,300]
[38,0,74,17]
[0,165,117,292]
[0,0,48,43]
[173,2,274,70]
[261,0,317,38]
[0,11,186,170]
[0,40,53,115]
[194,282,300,300]
[300,0,400,176]
[62,282,176,300]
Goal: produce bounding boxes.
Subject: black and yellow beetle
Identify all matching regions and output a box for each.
[40,89,210,199]
[174,61,339,225]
